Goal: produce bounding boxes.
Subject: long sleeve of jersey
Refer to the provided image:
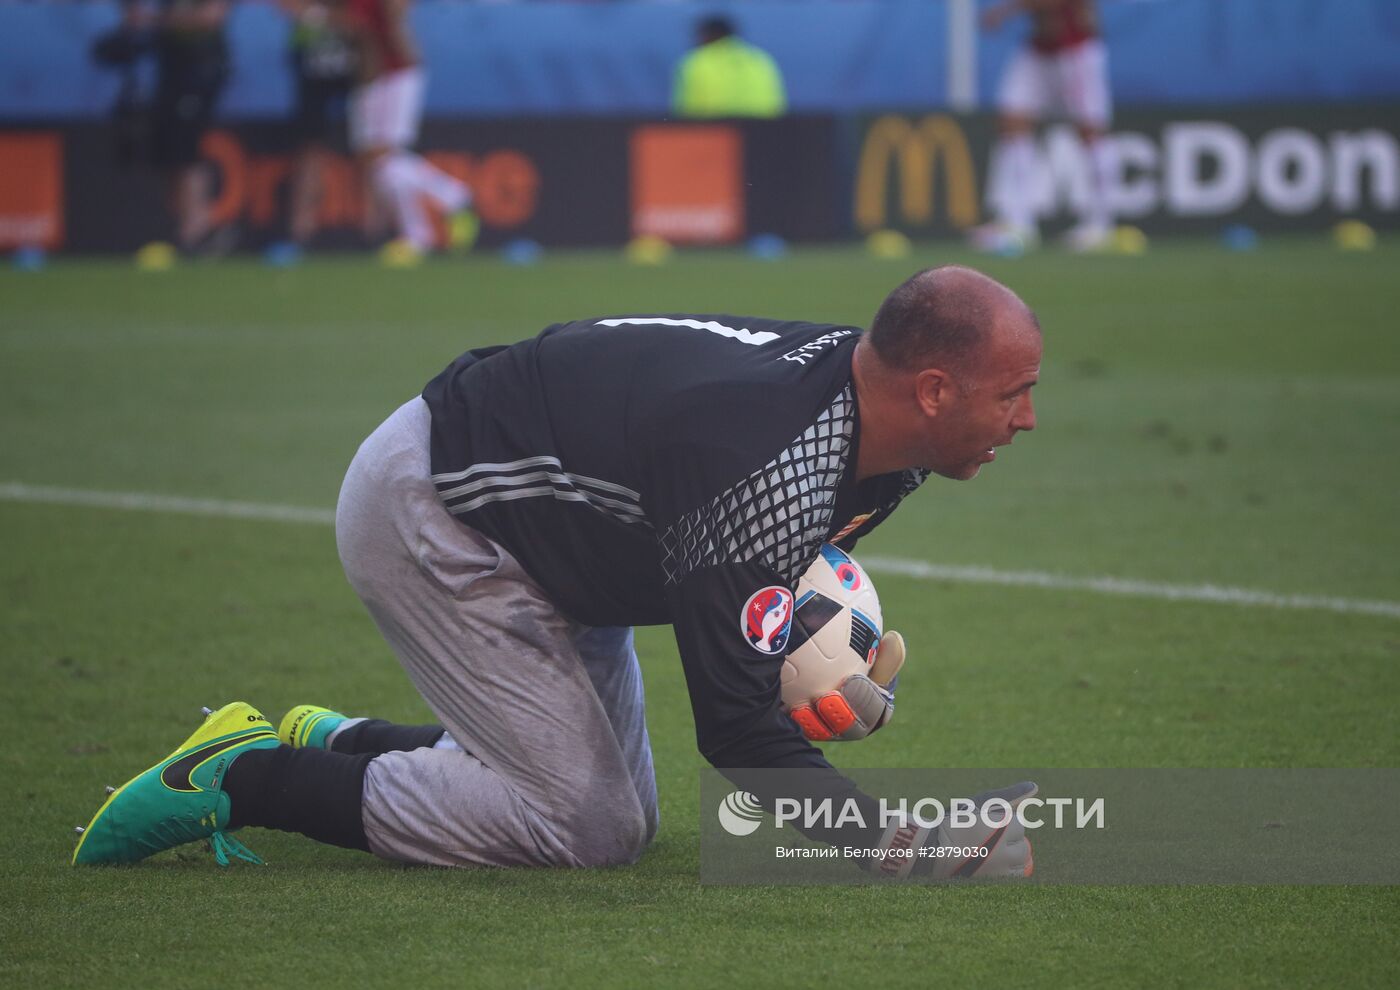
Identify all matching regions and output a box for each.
[642,375,859,768]
[666,563,825,768]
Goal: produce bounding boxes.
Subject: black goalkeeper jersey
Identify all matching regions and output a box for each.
[422,314,928,773]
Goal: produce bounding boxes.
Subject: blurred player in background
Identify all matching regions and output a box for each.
[973,0,1115,253]
[271,0,357,261]
[673,14,787,119]
[344,0,475,266]
[90,0,156,169]
[150,0,232,254]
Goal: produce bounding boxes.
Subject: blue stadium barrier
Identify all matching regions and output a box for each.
[1,0,1398,121]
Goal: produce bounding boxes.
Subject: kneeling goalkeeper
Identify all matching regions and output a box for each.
[73,266,1041,876]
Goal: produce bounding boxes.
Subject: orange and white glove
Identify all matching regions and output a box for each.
[789,630,906,742]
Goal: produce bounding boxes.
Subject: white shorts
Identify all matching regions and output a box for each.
[350,66,425,152]
[997,39,1111,129]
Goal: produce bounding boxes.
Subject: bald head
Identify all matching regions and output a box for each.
[865,266,1038,387]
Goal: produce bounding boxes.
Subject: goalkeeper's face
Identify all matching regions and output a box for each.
[921,324,1041,481]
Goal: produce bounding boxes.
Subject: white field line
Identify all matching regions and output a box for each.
[3,481,1398,620]
[858,558,1400,620]
[0,482,335,526]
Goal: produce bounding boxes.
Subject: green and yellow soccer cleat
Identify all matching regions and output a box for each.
[72,702,280,867]
[278,705,347,750]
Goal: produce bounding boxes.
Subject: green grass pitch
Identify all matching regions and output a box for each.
[3,240,1398,987]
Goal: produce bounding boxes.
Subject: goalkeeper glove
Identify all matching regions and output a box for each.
[869,780,1039,881]
[789,630,906,742]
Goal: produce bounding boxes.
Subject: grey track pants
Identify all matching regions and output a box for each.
[335,397,659,867]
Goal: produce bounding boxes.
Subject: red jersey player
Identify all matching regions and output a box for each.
[342,0,475,264]
[973,0,1115,254]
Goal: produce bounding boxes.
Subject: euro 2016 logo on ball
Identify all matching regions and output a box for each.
[829,552,863,593]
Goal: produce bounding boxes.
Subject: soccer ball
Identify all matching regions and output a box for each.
[780,544,883,710]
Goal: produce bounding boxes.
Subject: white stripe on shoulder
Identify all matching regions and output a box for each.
[440,472,645,518]
[568,473,644,500]
[433,457,642,505]
[446,487,652,527]
[596,317,780,346]
[431,455,561,485]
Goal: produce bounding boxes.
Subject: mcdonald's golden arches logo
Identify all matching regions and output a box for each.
[854,115,979,232]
